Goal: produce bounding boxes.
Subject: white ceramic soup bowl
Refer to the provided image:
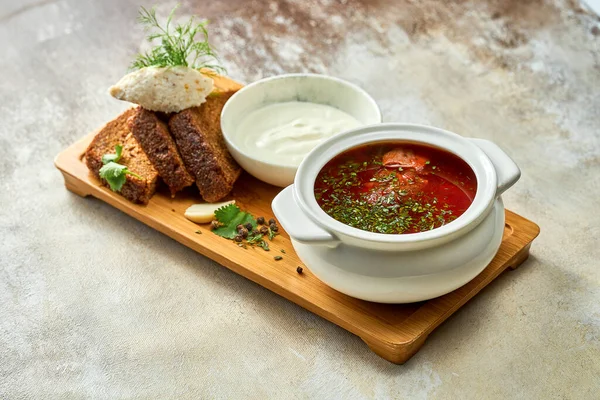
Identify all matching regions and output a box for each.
[271,123,521,303]
[220,73,382,187]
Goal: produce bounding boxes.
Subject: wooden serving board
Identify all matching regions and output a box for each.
[54,76,540,364]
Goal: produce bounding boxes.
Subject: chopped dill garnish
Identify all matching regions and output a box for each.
[129,4,225,74]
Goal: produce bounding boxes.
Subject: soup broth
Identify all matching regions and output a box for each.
[314,142,477,234]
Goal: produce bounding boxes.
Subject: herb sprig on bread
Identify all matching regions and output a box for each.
[99,145,142,192]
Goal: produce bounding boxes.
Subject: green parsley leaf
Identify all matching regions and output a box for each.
[211,204,275,251]
[99,162,127,191]
[212,204,256,239]
[101,145,123,164]
[98,145,142,192]
[214,203,241,225]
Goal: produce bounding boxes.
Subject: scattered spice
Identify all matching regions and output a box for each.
[257,216,265,225]
[194,230,202,234]
[296,266,303,274]
[274,256,283,261]
[280,249,286,254]
[268,218,276,225]
[211,204,280,251]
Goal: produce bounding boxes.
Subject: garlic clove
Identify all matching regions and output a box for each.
[184,200,235,223]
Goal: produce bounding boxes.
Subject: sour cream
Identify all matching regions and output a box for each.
[235,102,361,166]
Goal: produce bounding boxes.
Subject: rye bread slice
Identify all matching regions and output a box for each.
[168,91,241,203]
[130,107,195,196]
[84,109,158,204]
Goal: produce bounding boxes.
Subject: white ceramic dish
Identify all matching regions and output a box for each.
[220,74,382,187]
[271,123,521,303]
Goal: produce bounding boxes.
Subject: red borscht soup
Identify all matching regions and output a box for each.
[314,142,477,234]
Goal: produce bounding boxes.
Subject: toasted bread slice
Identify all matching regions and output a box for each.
[169,91,241,202]
[85,109,158,204]
[130,107,195,196]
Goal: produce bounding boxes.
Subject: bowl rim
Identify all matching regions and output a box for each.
[293,123,498,245]
[220,73,382,170]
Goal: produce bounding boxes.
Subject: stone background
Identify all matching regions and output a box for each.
[1,0,599,398]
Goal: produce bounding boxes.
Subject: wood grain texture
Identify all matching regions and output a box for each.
[54,76,540,364]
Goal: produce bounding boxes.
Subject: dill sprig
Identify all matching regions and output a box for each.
[129,4,225,74]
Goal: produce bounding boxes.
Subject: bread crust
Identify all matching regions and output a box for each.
[169,91,241,203]
[84,109,158,204]
[130,107,195,196]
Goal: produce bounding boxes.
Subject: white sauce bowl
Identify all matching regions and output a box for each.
[220,74,382,187]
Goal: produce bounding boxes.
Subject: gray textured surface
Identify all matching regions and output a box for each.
[1,0,600,398]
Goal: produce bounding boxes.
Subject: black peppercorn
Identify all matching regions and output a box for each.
[252,229,260,236]
[239,227,248,238]
[234,235,243,242]
[296,266,303,274]
[245,222,253,231]
[270,224,278,232]
[257,216,265,225]
[268,218,276,225]
[259,226,269,235]
[236,224,244,231]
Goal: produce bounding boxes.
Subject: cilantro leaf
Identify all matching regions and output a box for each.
[211,204,273,251]
[212,204,257,239]
[214,203,241,224]
[101,145,123,164]
[98,162,142,192]
[99,145,142,192]
[99,162,128,191]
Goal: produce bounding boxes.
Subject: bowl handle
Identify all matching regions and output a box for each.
[470,138,521,196]
[272,185,341,247]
